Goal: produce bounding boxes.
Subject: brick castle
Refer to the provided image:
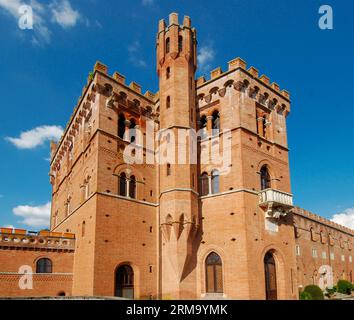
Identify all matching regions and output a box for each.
[0,13,353,300]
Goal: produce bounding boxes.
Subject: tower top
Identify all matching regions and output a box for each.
[158,13,192,33]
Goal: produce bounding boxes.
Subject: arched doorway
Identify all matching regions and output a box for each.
[115,265,134,299]
[205,252,223,293]
[264,251,277,300]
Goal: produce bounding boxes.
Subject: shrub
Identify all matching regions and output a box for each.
[304,285,324,300]
[337,280,353,295]
[300,291,312,300]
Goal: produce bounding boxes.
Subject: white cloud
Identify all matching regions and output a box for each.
[0,0,51,45]
[197,44,215,73]
[13,202,51,227]
[50,0,80,29]
[142,0,154,6]
[6,125,63,149]
[4,224,14,229]
[331,208,354,230]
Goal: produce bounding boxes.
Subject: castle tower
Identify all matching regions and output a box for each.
[156,13,199,299]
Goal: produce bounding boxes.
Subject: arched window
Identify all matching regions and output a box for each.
[83,177,90,200]
[178,36,183,52]
[167,163,171,176]
[129,175,136,199]
[200,172,209,196]
[211,170,220,194]
[166,96,171,109]
[115,265,134,299]
[212,111,220,135]
[130,119,136,143]
[264,251,277,300]
[262,115,268,138]
[205,252,223,293]
[166,67,171,79]
[200,115,207,129]
[166,38,170,54]
[118,114,126,139]
[260,166,271,190]
[119,173,127,196]
[199,115,208,139]
[36,258,52,274]
[82,221,86,237]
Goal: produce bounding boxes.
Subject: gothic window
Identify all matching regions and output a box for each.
[119,173,127,197]
[65,198,71,217]
[129,119,137,143]
[118,114,126,139]
[310,228,317,242]
[178,36,183,52]
[262,115,268,138]
[260,166,271,190]
[200,172,209,196]
[199,115,208,139]
[84,179,90,200]
[205,252,223,293]
[256,111,269,138]
[211,170,220,194]
[129,175,136,199]
[200,115,207,129]
[36,258,52,274]
[211,111,220,135]
[82,221,86,237]
[166,38,170,54]
[166,96,171,109]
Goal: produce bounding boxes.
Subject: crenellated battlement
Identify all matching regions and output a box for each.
[196,56,291,101]
[0,227,75,251]
[93,61,158,100]
[158,12,192,33]
[49,60,159,174]
[292,207,354,236]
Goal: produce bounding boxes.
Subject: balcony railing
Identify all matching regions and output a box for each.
[259,189,293,207]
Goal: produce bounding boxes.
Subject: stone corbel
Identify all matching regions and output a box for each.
[248,86,260,99]
[83,101,91,110]
[106,97,115,108]
[204,94,212,104]
[264,203,290,219]
[234,81,244,91]
[218,87,226,97]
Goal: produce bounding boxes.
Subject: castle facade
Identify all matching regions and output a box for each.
[0,13,353,300]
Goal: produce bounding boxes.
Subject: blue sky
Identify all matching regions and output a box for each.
[0,0,353,230]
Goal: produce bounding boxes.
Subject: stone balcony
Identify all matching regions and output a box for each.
[259,189,294,218]
[0,228,75,252]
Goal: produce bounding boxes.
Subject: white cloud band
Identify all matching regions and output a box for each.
[6,125,63,149]
[13,202,51,228]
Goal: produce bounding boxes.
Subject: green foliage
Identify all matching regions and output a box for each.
[337,280,353,295]
[304,285,324,300]
[300,291,312,300]
[88,72,94,81]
